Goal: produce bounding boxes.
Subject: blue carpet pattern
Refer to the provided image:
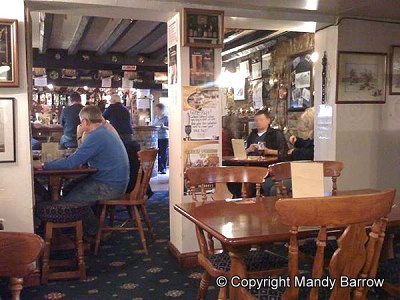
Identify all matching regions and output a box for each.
[0,192,219,300]
[0,191,398,299]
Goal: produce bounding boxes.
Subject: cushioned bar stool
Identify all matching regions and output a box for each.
[38,201,89,283]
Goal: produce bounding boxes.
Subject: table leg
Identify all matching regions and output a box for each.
[48,176,62,201]
[226,245,250,300]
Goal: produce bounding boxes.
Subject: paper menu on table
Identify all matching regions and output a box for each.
[291,162,324,198]
[41,143,59,161]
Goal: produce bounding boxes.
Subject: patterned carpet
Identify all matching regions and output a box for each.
[0,191,398,299]
[0,192,219,300]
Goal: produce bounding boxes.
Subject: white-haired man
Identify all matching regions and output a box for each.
[103,94,133,142]
[34,105,129,236]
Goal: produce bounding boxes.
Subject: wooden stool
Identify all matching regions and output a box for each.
[38,201,89,283]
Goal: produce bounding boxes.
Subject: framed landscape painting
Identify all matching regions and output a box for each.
[336,52,387,104]
[0,98,15,163]
[0,19,19,87]
[390,46,400,95]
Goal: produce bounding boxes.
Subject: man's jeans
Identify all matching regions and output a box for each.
[63,177,126,236]
[60,135,78,149]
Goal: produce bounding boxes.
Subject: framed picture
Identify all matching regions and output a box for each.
[0,98,15,163]
[0,19,19,87]
[288,51,313,111]
[390,46,400,95]
[190,48,214,86]
[239,60,250,78]
[182,8,224,48]
[336,51,387,104]
[262,53,272,75]
[233,76,246,101]
[251,61,262,80]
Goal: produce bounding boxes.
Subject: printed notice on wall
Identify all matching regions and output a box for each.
[182,86,220,140]
[316,104,333,140]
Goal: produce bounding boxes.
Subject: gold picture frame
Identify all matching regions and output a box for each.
[0,19,19,87]
[182,8,224,48]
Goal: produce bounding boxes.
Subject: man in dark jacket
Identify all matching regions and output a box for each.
[60,92,83,149]
[246,110,287,160]
[103,94,133,142]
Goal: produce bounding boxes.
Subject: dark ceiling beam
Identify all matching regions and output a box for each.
[39,12,54,54]
[97,19,135,56]
[223,30,276,54]
[44,78,163,90]
[125,23,167,57]
[222,30,285,58]
[33,48,167,72]
[68,16,94,55]
[148,45,167,60]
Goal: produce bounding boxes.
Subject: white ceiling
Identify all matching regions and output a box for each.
[27,0,400,28]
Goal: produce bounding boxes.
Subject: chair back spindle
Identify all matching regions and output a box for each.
[275,189,395,300]
[185,166,269,201]
[268,160,344,197]
[129,148,158,203]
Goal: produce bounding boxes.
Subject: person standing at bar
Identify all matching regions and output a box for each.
[60,92,84,149]
[152,103,169,174]
[103,94,134,142]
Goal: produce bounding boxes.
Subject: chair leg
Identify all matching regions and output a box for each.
[132,205,148,255]
[75,221,87,281]
[217,287,228,300]
[94,205,107,255]
[41,223,53,284]
[9,277,23,300]
[109,206,115,227]
[140,205,155,240]
[197,271,210,300]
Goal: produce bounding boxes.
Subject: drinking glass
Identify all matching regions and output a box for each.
[257,142,266,150]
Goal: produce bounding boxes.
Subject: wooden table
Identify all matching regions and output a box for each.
[34,167,97,201]
[222,155,279,167]
[174,190,400,300]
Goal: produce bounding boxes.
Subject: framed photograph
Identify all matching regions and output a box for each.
[239,60,250,78]
[233,76,246,101]
[390,46,400,95]
[262,53,272,75]
[337,51,387,104]
[0,98,15,163]
[251,61,262,80]
[0,19,19,87]
[190,48,214,86]
[182,8,224,48]
[288,51,313,111]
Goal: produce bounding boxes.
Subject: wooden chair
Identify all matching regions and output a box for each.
[186,166,269,201]
[0,232,45,300]
[94,148,158,255]
[241,189,395,300]
[268,160,344,197]
[186,166,288,300]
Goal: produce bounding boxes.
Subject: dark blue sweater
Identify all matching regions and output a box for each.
[60,104,84,139]
[44,125,129,191]
[103,103,133,135]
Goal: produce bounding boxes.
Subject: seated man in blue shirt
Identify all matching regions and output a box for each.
[33,105,129,236]
[103,94,133,142]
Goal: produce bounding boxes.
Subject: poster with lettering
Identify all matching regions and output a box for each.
[182,86,220,141]
[183,140,219,195]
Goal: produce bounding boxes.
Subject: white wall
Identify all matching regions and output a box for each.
[0,0,35,232]
[336,19,400,191]
[313,26,338,191]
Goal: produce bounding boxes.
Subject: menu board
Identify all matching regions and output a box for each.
[182,86,220,140]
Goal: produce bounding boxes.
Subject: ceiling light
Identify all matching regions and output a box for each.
[310,52,319,63]
[47,84,54,90]
[84,86,89,91]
